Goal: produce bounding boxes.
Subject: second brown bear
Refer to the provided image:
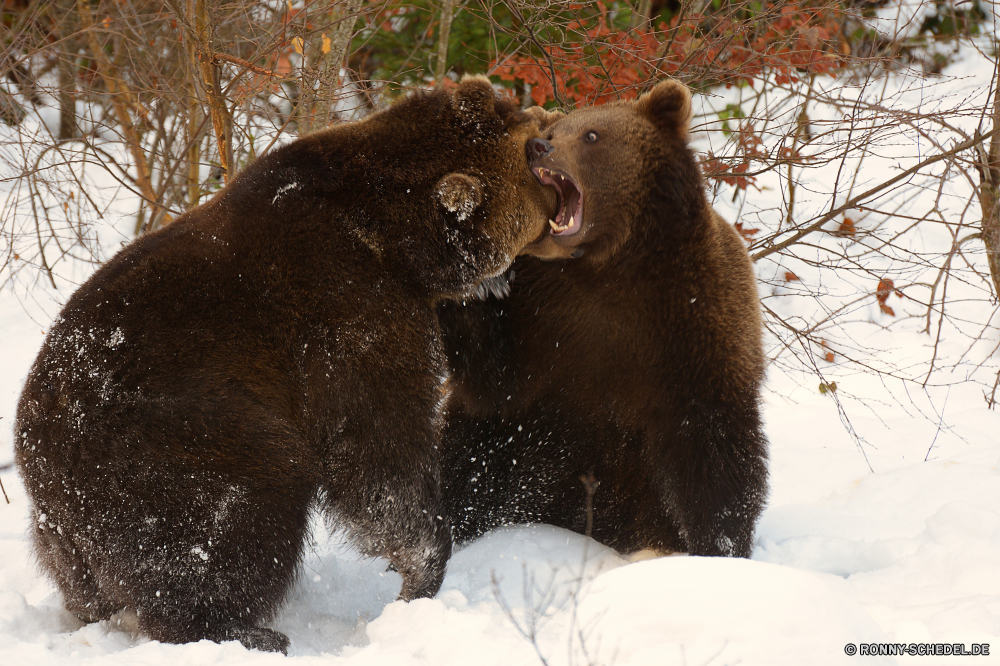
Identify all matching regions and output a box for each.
[438,80,768,559]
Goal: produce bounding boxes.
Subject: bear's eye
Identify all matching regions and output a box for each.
[583,130,599,143]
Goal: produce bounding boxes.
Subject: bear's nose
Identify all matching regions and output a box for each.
[527,138,554,161]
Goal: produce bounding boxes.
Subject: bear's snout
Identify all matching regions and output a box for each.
[527,138,554,161]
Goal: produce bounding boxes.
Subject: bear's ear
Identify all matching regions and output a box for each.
[436,172,482,222]
[637,79,692,139]
[523,105,565,131]
[453,75,497,120]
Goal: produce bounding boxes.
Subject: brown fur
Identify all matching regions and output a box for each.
[14,76,555,653]
[438,80,768,558]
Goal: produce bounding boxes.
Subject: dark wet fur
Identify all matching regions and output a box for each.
[15,78,554,653]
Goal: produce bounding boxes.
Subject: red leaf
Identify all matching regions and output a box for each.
[784,271,799,282]
[876,279,894,305]
[734,221,759,242]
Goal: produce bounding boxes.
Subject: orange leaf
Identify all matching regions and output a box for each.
[784,271,799,282]
[824,352,834,363]
[876,279,894,305]
[838,216,855,237]
[880,303,895,317]
[734,221,759,242]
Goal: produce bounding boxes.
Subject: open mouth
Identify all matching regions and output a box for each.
[534,167,583,236]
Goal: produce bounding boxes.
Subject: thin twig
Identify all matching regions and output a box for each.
[752,126,1000,262]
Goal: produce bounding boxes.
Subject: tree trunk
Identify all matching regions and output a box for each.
[185,48,203,209]
[979,64,1000,300]
[435,0,458,85]
[194,0,232,184]
[297,0,362,136]
[629,0,653,31]
[57,57,75,141]
[76,0,168,225]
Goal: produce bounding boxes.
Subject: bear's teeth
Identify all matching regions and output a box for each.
[568,215,575,228]
[550,219,570,232]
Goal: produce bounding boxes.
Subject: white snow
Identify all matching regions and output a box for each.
[272,182,303,205]
[863,0,938,41]
[2,30,1000,666]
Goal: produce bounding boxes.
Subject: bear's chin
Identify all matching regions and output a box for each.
[520,221,592,260]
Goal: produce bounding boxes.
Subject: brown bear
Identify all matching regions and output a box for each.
[438,80,768,559]
[14,76,556,654]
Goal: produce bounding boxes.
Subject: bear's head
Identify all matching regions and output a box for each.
[521,79,702,263]
[384,75,559,296]
[448,77,560,263]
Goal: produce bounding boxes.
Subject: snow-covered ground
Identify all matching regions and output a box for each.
[2,13,1000,666]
